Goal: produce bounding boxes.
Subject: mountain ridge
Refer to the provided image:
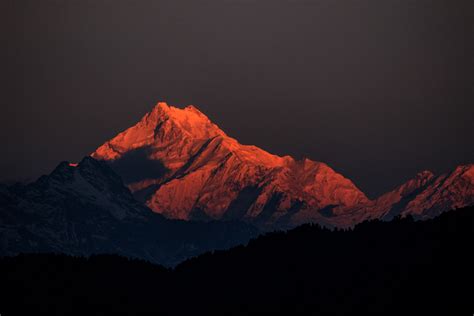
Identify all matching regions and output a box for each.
[92,102,371,227]
[91,102,473,228]
[0,156,258,266]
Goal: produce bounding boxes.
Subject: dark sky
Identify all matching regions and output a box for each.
[1,0,473,198]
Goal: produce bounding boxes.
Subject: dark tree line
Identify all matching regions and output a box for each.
[1,206,473,315]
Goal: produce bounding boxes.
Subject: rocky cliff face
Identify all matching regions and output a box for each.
[92,102,369,227]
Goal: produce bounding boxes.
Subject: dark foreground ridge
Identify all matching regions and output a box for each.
[1,206,473,316]
[0,156,258,266]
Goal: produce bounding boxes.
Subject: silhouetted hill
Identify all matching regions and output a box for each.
[0,157,258,266]
[1,206,473,315]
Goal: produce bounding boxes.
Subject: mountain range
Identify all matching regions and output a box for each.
[1,101,472,265]
[92,102,474,228]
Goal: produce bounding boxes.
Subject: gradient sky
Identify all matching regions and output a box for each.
[1,0,473,198]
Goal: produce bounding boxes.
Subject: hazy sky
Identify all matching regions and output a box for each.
[1,0,473,198]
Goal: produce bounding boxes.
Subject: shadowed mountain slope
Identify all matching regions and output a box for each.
[0,157,258,266]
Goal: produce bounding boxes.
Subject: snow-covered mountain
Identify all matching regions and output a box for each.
[92,102,369,228]
[0,157,257,266]
[325,165,474,227]
[92,102,474,228]
[371,164,474,220]
[1,102,472,264]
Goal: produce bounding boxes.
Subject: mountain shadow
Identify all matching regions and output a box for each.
[1,206,472,316]
[223,186,262,220]
[107,146,168,185]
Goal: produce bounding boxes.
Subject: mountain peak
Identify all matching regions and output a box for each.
[154,101,170,110]
[149,102,225,139]
[416,170,434,179]
[48,157,122,187]
[92,102,227,161]
[90,101,474,227]
[394,170,434,197]
[453,164,474,178]
[184,104,204,114]
[366,164,473,221]
[149,101,172,118]
[150,102,208,121]
[92,101,369,225]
